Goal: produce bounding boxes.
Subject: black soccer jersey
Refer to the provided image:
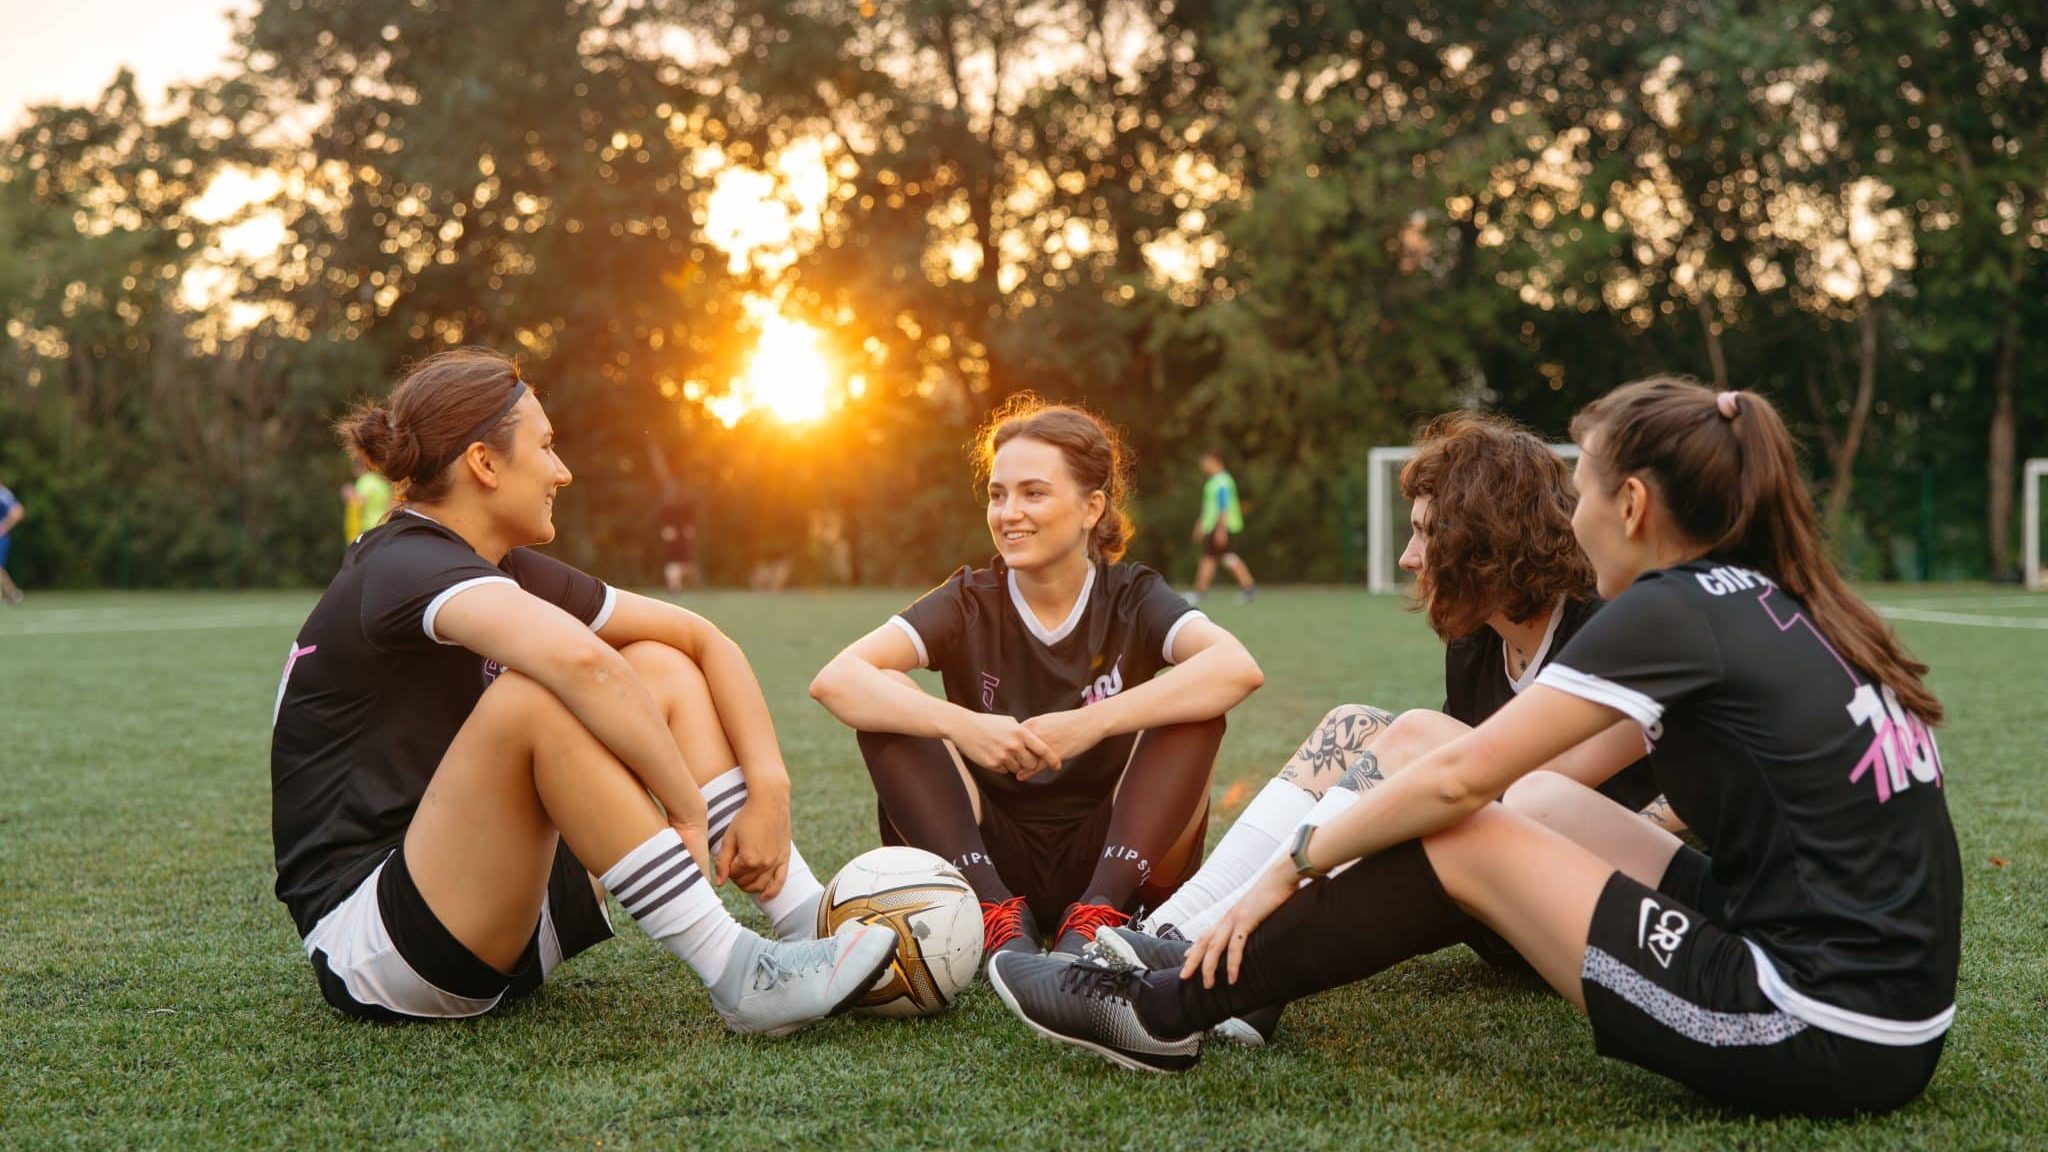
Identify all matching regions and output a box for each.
[1538,560,1960,1045]
[270,510,614,936]
[1444,597,1657,810]
[891,558,1201,823]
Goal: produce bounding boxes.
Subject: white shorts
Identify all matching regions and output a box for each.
[303,844,612,1021]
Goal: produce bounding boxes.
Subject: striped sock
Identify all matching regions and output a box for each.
[600,828,744,984]
[703,767,825,941]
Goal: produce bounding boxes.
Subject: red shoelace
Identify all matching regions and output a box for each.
[982,896,1032,952]
[1055,902,1130,944]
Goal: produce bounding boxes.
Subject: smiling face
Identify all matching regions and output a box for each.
[986,435,1103,572]
[490,392,573,546]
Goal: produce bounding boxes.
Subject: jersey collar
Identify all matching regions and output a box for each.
[1007,562,1097,647]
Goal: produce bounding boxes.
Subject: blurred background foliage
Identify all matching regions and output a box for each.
[1,0,2042,589]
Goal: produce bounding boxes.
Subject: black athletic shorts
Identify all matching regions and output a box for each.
[309,838,613,1022]
[880,797,1206,933]
[1201,530,1234,559]
[1578,852,1944,1117]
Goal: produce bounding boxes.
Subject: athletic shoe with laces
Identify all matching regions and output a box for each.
[709,920,898,1037]
[987,952,1200,1074]
[982,896,1042,964]
[1051,901,1130,956]
[1089,925,1283,1048]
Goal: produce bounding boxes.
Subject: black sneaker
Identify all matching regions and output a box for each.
[1091,925,1283,1048]
[1050,901,1131,956]
[981,897,1042,966]
[987,952,1200,1073]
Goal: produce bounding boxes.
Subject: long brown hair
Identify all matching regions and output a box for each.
[335,348,528,503]
[1401,410,1595,639]
[974,394,1134,563]
[1571,376,1941,724]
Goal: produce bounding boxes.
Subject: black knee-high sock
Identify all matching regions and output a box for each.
[857,730,1012,903]
[1134,838,1475,1036]
[1080,717,1226,910]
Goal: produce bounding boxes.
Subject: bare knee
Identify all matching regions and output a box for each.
[620,639,700,686]
[1374,709,1469,771]
[1502,769,1589,824]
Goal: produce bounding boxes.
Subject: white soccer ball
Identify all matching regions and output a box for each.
[816,846,984,1017]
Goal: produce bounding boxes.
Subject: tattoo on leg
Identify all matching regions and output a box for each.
[1335,749,1385,792]
[1639,795,1679,832]
[1277,704,1396,798]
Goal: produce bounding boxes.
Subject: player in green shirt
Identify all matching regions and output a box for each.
[1189,451,1256,605]
[343,451,396,542]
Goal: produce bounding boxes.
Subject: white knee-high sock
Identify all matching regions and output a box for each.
[600,828,745,984]
[1142,779,1316,935]
[703,767,825,941]
[1173,786,1368,938]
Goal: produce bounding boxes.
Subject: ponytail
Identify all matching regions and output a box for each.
[1573,376,1942,725]
[334,348,527,503]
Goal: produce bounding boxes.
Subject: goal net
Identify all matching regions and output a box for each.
[2026,458,2047,591]
[1365,441,1579,594]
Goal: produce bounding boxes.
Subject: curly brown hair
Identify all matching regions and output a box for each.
[1400,410,1594,640]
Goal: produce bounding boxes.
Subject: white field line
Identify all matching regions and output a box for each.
[1874,606,2048,631]
[0,611,305,638]
[1879,595,2048,612]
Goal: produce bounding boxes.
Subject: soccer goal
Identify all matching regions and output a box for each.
[1365,441,1579,594]
[2025,458,2048,591]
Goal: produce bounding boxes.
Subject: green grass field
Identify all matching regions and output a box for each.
[3,587,2044,1149]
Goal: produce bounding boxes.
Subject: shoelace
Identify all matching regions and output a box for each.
[749,939,832,991]
[1055,957,1141,1002]
[1056,902,1130,944]
[982,896,1031,951]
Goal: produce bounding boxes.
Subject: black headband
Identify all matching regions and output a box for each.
[414,380,528,482]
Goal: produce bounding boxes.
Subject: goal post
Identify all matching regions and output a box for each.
[1365,441,1579,593]
[2026,458,2047,591]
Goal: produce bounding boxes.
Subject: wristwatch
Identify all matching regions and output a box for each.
[1288,823,1326,879]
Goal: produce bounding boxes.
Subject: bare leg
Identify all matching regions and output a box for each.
[1193,555,1217,593]
[1223,554,1255,590]
[1422,806,1616,1009]
[403,669,671,972]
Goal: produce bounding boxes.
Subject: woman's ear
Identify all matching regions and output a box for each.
[464,442,501,492]
[1084,488,1106,530]
[1620,475,1650,540]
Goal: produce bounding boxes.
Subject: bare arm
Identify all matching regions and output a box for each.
[1541,719,1648,791]
[598,590,788,795]
[1185,686,1620,983]
[0,503,23,537]
[810,623,1055,776]
[433,583,709,847]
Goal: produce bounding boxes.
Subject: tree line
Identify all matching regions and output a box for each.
[1,0,2041,589]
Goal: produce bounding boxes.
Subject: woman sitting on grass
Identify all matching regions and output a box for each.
[993,378,1960,1120]
[270,348,896,1032]
[810,395,1264,959]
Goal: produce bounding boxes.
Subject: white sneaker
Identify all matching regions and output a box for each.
[709,921,898,1037]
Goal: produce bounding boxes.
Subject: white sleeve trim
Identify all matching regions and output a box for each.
[1161,610,1209,664]
[1534,663,1665,730]
[422,575,518,645]
[1745,941,1954,1047]
[588,584,618,632]
[887,615,931,668]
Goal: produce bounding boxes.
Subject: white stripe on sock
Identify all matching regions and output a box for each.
[599,828,742,983]
[702,767,826,941]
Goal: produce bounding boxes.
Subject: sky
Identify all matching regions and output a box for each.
[0,0,250,131]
